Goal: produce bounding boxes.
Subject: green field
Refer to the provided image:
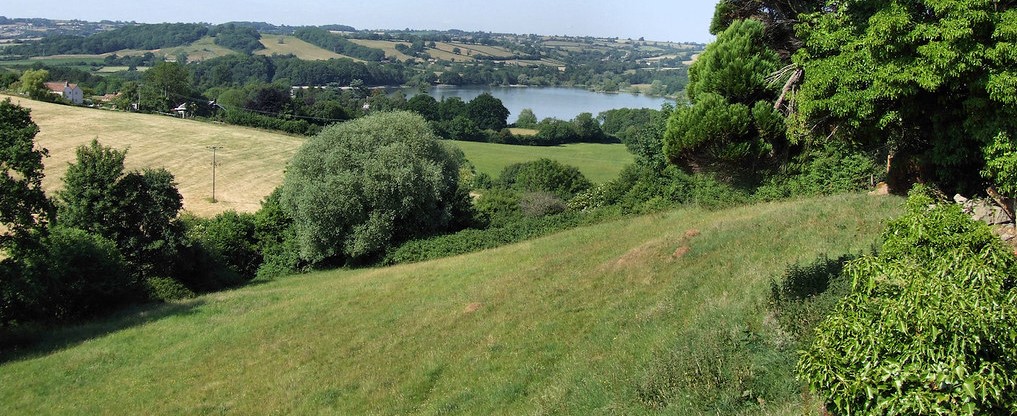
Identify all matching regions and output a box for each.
[0,55,106,69]
[450,140,634,183]
[0,193,903,414]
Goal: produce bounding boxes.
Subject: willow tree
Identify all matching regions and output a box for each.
[281,111,469,264]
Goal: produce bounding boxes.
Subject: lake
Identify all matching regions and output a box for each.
[397,86,674,121]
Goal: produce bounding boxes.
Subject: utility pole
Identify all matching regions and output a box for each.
[207,145,222,203]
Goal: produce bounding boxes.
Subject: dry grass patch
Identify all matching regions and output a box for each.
[3,95,303,217]
[347,39,417,61]
[257,35,351,61]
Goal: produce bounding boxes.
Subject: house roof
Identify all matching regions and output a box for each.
[44,81,78,92]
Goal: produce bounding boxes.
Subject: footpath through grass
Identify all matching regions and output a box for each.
[0,193,902,414]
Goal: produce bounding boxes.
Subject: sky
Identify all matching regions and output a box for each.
[4,1,718,43]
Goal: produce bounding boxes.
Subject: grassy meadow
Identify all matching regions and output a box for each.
[451,140,634,183]
[2,95,303,217]
[0,193,903,414]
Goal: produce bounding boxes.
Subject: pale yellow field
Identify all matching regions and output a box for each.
[2,95,303,217]
[347,39,418,61]
[111,37,235,63]
[429,42,477,62]
[257,35,353,61]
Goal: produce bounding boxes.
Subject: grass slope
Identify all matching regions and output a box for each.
[256,35,352,61]
[0,194,903,414]
[2,95,303,217]
[451,140,634,183]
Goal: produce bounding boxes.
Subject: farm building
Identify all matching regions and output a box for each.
[44,81,83,104]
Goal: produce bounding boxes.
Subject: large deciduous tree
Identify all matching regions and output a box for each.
[0,99,52,252]
[58,140,186,278]
[281,111,469,264]
[465,92,510,130]
[142,61,194,112]
[17,69,51,102]
[793,1,1017,194]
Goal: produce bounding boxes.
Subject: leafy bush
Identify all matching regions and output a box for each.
[281,111,469,265]
[567,185,608,212]
[798,186,1017,415]
[474,187,522,227]
[518,192,565,217]
[498,158,592,199]
[755,142,881,200]
[222,109,320,136]
[144,276,196,301]
[383,211,601,265]
[253,188,303,279]
[186,211,261,280]
[6,227,138,323]
[603,164,749,213]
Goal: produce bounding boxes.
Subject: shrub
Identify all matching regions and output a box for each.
[567,185,608,212]
[144,276,196,301]
[253,188,303,279]
[474,187,522,227]
[186,211,261,280]
[519,191,565,217]
[10,227,139,322]
[755,142,881,200]
[603,164,749,213]
[281,111,469,264]
[383,211,593,265]
[798,186,1017,414]
[498,158,592,199]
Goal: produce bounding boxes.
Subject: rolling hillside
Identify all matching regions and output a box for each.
[7,97,635,216]
[256,35,352,61]
[0,193,904,414]
[2,95,303,217]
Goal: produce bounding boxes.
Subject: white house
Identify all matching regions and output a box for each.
[44,81,83,104]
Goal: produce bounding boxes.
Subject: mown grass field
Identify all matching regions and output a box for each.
[1,95,303,217]
[0,194,904,414]
[451,140,634,183]
[256,35,351,61]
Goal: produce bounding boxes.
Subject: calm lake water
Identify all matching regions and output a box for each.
[397,86,674,121]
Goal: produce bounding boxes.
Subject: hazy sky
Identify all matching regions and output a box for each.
[4,1,718,43]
